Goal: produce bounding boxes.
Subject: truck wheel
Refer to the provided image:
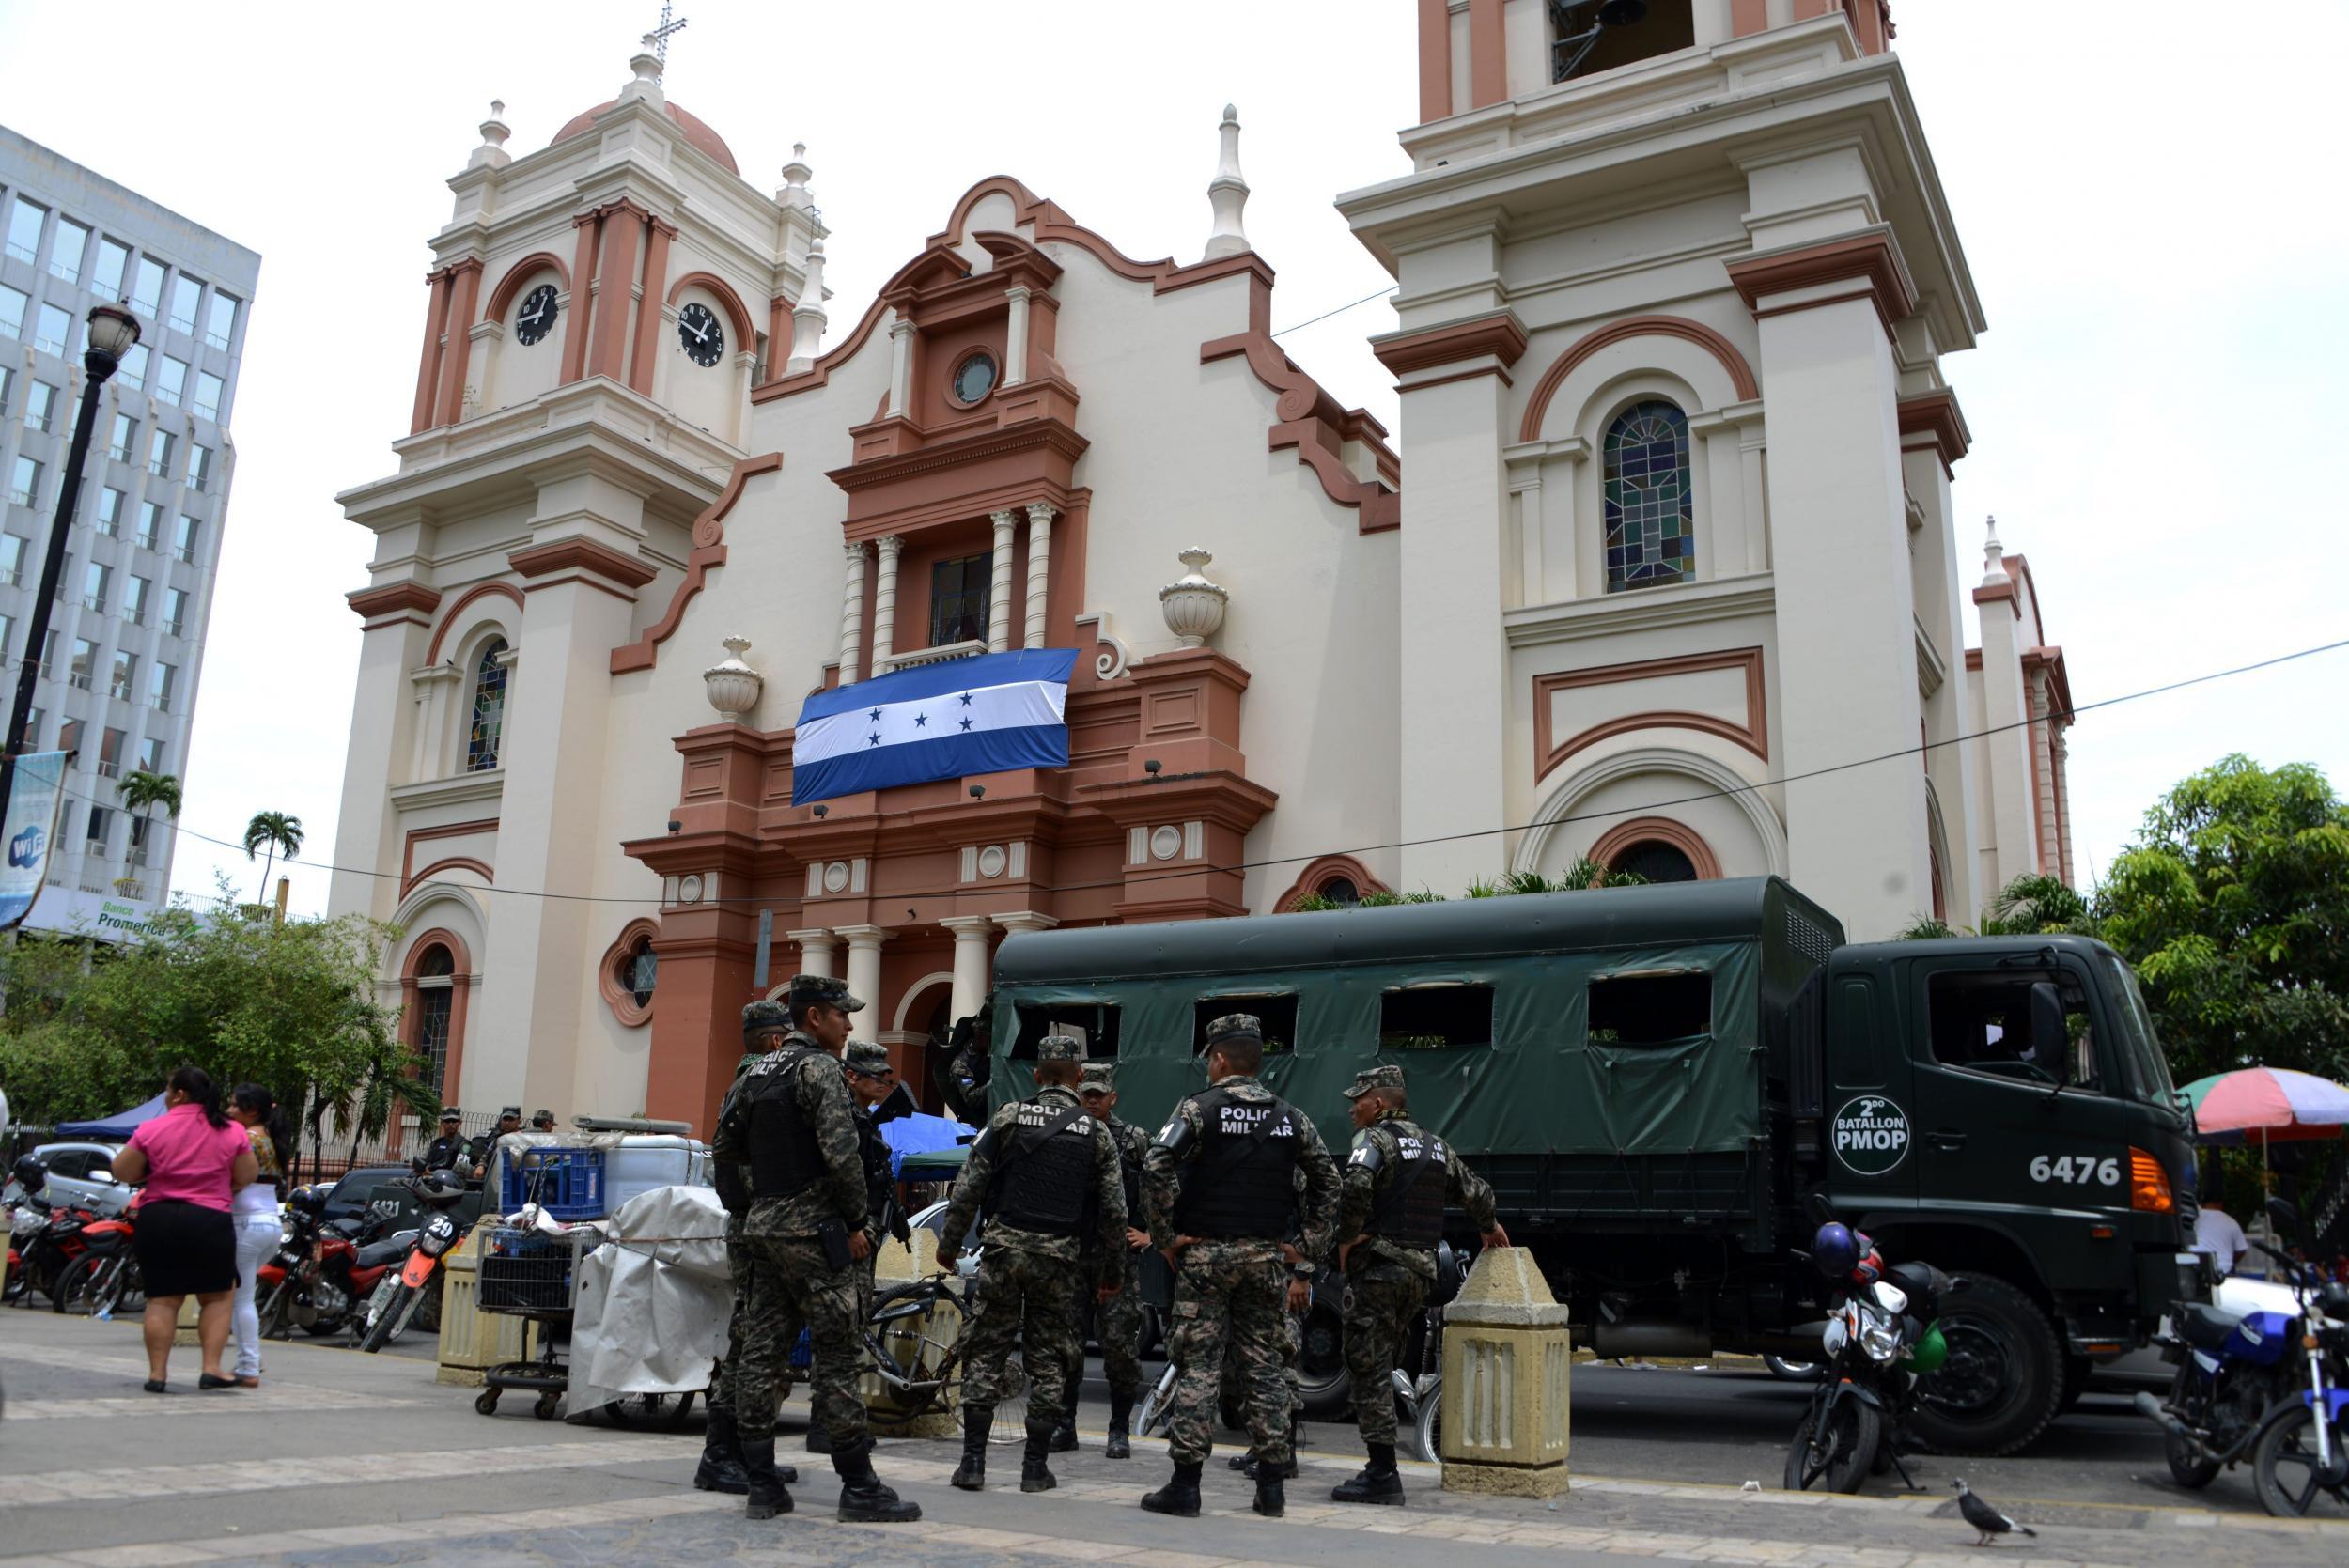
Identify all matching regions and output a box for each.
[1295,1302,1352,1421]
[1907,1272,2062,1457]
[2057,1354,2092,1413]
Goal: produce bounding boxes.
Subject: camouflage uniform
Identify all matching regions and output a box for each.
[1219,1160,1311,1474]
[1078,1065,1153,1408]
[938,1008,993,1126]
[1330,1063,1500,1503]
[938,1036,1127,1492]
[701,1003,801,1498]
[1143,1016,1338,1506]
[844,1039,906,1321]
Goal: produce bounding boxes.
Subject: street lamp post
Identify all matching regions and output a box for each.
[0,303,144,818]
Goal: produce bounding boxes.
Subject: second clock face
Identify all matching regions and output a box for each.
[678,303,724,366]
[516,283,558,346]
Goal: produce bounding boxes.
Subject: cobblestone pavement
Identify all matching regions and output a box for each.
[3,1311,2343,1568]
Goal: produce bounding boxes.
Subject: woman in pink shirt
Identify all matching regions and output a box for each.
[111,1065,257,1392]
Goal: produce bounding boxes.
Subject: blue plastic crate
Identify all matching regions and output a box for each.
[501,1146,604,1219]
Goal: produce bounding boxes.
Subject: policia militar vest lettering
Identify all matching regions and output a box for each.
[990,1100,1098,1237]
[1367,1126,1449,1250]
[1172,1087,1300,1239]
[748,1049,831,1201]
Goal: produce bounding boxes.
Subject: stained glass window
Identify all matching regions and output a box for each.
[466,638,507,772]
[1602,399,1694,592]
[627,936,658,1008]
[414,944,455,1096]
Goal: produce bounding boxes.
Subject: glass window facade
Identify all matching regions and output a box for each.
[5,196,43,264]
[187,444,213,491]
[157,354,188,403]
[132,256,164,317]
[169,274,203,334]
[25,380,57,432]
[109,413,136,460]
[149,661,177,712]
[34,303,70,356]
[174,514,199,562]
[1602,399,1695,592]
[206,292,239,350]
[123,572,148,622]
[96,237,130,295]
[0,283,26,339]
[70,637,95,690]
[50,217,89,284]
[928,551,992,647]
[163,586,187,637]
[118,341,148,391]
[194,370,223,421]
[108,648,135,700]
[466,639,508,771]
[137,736,163,773]
[148,428,174,477]
[98,727,124,780]
[8,455,40,506]
[0,534,23,583]
[83,560,109,612]
[96,487,123,535]
[137,502,163,550]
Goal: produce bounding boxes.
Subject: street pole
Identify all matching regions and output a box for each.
[0,304,142,824]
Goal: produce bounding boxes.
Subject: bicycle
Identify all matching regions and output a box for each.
[832,1270,1027,1446]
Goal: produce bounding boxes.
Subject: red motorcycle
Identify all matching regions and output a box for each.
[257,1184,407,1340]
[50,1209,141,1317]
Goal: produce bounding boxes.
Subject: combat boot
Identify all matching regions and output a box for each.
[1331,1441,1406,1506]
[834,1441,922,1523]
[1140,1460,1203,1517]
[1021,1420,1060,1492]
[1253,1474,1285,1517]
[1050,1410,1079,1452]
[693,1406,750,1495]
[1104,1391,1134,1460]
[739,1435,794,1520]
[951,1409,989,1490]
[804,1419,832,1454]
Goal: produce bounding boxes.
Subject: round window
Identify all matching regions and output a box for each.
[951,351,998,406]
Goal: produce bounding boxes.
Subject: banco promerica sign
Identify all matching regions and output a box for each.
[1830,1094,1911,1176]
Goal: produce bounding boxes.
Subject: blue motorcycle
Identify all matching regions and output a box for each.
[2247,1203,2349,1517]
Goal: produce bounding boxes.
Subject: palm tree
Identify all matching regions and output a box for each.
[115,769,181,888]
[241,811,303,902]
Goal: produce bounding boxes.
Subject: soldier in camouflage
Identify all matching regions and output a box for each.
[1141,1014,1339,1520]
[1329,1063,1509,1505]
[1067,1061,1152,1459]
[938,1035,1127,1494]
[698,1000,799,1498]
[712,975,921,1525]
[1221,1163,1310,1481]
[938,1007,993,1126]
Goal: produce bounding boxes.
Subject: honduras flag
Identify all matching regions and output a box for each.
[791,647,1076,806]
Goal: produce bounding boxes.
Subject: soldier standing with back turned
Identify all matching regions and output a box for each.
[937,1035,1127,1493]
[1328,1063,1510,1505]
[1069,1060,1153,1459]
[1141,1014,1339,1520]
[698,1001,798,1498]
[713,975,921,1525]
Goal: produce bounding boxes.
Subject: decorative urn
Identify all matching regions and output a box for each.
[703,635,764,719]
[1158,548,1228,648]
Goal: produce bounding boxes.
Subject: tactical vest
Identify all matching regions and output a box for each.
[1112,1125,1143,1226]
[1171,1087,1300,1240]
[991,1098,1098,1237]
[748,1050,829,1201]
[1367,1123,1449,1250]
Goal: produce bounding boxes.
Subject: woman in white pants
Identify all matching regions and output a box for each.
[226,1084,291,1388]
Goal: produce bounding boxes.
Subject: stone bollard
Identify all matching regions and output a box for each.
[864,1227,962,1438]
[436,1225,536,1387]
[1439,1247,1571,1497]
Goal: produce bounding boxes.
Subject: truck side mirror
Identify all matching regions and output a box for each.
[2028,982,2068,1083]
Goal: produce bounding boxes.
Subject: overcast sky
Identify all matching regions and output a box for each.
[0,0,2341,919]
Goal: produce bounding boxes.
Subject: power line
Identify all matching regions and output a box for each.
[1270,285,1393,338]
[98,631,2349,918]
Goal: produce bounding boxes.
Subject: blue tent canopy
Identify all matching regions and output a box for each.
[54,1093,167,1139]
[878,1111,974,1176]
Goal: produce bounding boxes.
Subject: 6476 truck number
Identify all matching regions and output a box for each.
[2029,1154,2119,1186]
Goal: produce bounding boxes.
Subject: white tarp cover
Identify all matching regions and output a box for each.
[564,1184,733,1411]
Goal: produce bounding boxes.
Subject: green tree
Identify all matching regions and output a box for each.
[116,768,182,886]
[241,810,303,903]
[2095,755,2349,1084]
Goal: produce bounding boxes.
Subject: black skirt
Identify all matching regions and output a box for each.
[132,1198,237,1296]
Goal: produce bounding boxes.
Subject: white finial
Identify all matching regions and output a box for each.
[624,34,664,104]
[788,235,830,373]
[1203,104,1251,261]
[1159,548,1230,648]
[779,142,814,210]
[470,101,513,170]
[1981,514,2007,585]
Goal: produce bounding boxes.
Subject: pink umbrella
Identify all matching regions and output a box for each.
[2185,1066,2349,1144]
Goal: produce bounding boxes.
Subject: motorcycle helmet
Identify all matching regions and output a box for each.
[417,1169,466,1203]
[10,1153,47,1193]
[288,1185,328,1215]
[1811,1222,1861,1280]
[1902,1321,1949,1374]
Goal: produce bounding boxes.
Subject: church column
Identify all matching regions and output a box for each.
[941,916,995,1024]
[628,217,677,397]
[1003,287,1031,387]
[1973,525,2038,892]
[871,536,903,671]
[886,317,914,419]
[836,924,891,1017]
[786,926,837,982]
[987,510,1017,653]
[560,212,599,385]
[431,260,485,427]
[1021,502,1055,649]
[587,204,643,382]
[409,269,453,434]
[837,539,868,684]
[331,582,443,922]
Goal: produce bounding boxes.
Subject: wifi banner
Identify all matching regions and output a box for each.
[0,752,70,932]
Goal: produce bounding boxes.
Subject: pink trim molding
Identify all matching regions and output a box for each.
[1517,315,1759,443]
[611,452,785,674]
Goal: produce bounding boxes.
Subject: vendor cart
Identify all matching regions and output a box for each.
[474,1223,599,1420]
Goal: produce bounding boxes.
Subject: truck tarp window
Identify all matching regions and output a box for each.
[1192,994,1299,1055]
[1008,1001,1122,1062]
[1378,985,1493,1050]
[1587,971,1711,1045]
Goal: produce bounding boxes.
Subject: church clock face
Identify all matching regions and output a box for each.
[677,303,724,366]
[514,284,558,346]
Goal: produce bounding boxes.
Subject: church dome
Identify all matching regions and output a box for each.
[550,100,739,175]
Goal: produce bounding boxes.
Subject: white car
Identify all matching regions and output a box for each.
[4,1141,135,1217]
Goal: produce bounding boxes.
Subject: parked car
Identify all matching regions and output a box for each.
[2,1142,133,1218]
[316,1166,417,1228]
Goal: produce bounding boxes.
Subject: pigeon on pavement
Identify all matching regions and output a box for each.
[1952,1479,2036,1546]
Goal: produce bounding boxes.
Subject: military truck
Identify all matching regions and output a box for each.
[985,876,2201,1455]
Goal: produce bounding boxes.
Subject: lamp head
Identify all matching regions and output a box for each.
[84,303,142,369]
[813,803,828,818]
[666,819,681,835]
[1143,759,1162,777]
[968,784,985,800]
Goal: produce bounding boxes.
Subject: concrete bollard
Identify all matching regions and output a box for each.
[1439,1246,1571,1497]
[864,1227,962,1438]
[436,1225,535,1387]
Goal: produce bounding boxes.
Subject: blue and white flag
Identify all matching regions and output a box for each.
[792,648,1076,806]
[0,751,70,933]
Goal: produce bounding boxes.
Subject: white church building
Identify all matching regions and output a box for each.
[329,1,2077,1135]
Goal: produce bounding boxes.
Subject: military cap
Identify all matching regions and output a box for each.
[843,1040,893,1076]
[530,1109,556,1127]
[1077,1062,1116,1090]
[741,998,790,1034]
[498,1105,521,1119]
[1203,1013,1264,1049]
[1343,1063,1408,1100]
[1035,1033,1084,1064]
[439,1107,463,1122]
[787,973,864,1013]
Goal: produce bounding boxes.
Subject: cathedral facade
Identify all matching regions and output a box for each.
[329,3,2076,1135]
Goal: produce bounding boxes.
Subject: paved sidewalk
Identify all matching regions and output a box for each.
[2,1311,2343,1567]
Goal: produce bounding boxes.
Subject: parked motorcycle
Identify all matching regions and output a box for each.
[50,1210,141,1318]
[2244,1202,2349,1517]
[357,1171,474,1353]
[257,1184,407,1340]
[2134,1197,2338,1498]
[1784,1219,1965,1494]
